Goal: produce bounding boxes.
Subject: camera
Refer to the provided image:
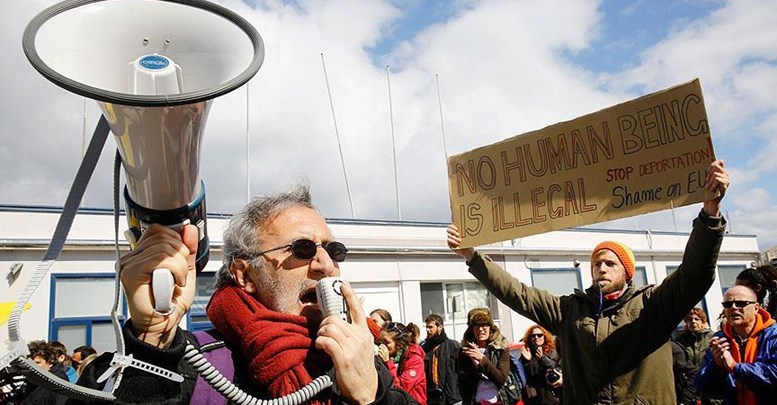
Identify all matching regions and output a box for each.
[546,368,561,384]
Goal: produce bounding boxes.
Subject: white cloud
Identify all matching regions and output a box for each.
[730,187,771,212]
[600,0,777,249]
[607,0,777,136]
[728,187,777,250]
[725,166,758,189]
[2,0,775,251]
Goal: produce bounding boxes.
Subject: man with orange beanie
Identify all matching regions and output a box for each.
[697,285,777,404]
[447,160,730,405]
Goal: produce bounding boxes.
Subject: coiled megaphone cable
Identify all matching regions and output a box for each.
[95,150,185,388]
[2,118,184,402]
[184,344,333,405]
[16,357,115,402]
[183,277,354,404]
[2,116,117,401]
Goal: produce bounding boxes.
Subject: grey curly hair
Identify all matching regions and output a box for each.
[214,183,317,289]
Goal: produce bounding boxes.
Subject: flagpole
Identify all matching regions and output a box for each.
[246,83,251,202]
[435,74,449,159]
[387,65,402,220]
[321,53,356,218]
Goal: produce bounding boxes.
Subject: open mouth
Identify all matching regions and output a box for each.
[300,288,318,306]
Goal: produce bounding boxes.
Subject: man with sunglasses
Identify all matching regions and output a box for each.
[697,285,777,404]
[447,160,730,405]
[76,184,416,404]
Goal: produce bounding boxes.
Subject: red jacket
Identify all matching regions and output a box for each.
[385,343,428,405]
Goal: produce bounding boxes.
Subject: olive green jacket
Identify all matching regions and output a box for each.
[673,328,715,367]
[467,211,725,404]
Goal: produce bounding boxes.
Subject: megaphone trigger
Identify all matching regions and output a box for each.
[152,268,176,316]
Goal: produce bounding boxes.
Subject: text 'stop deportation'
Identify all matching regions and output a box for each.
[447,79,716,248]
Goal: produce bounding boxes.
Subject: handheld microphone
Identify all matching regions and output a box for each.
[316,277,350,323]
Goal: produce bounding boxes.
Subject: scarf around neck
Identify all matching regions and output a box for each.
[722,307,775,405]
[423,331,448,350]
[603,284,628,302]
[206,285,333,404]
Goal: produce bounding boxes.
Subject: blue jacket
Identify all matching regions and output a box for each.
[697,317,777,404]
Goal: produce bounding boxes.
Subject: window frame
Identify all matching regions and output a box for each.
[49,273,126,349]
[187,273,218,331]
[529,267,583,295]
[717,264,748,294]
[632,266,648,289]
[421,281,498,324]
[666,265,711,327]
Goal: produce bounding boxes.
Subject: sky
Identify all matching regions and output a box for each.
[2,0,776,251]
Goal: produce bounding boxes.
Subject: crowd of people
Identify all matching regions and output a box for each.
[369,306,553,405]
[5,159,777,404]
[0,340,97,404]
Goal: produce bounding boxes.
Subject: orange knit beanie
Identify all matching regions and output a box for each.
[591,241,635,282]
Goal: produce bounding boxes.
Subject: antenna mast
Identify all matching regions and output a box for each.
[321,53,356,218]
[386,65,401,220]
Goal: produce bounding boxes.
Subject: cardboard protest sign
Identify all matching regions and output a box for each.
[448,79,716,248]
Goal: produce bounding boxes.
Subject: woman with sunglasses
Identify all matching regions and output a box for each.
[519,325,561,405]
[458,308,521,405]
[378,321,428,405]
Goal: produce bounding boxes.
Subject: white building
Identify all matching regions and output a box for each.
[1,205,759,354]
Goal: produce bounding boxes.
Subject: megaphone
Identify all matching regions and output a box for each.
[23,0,264,311]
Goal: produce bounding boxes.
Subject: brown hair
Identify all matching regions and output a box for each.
[683,307,710,330]
[683,307,708,327]
[406,322,421,344]
[27,340,57,366]
[77,353,99,376]
[381,322,410,351]
[370,309,393,323]
[424,313,444,327]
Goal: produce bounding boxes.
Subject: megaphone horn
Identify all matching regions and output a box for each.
[24,0,264,315]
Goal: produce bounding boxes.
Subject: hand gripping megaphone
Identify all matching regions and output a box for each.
[23,0,264,314]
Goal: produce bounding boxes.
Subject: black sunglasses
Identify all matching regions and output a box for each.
[530,333,544,338]
[256,239,348,262]
[722,300,757,309]
[385,322,401,332]
[384,322,408,338]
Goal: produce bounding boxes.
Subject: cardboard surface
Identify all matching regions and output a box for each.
[448,79,716,248]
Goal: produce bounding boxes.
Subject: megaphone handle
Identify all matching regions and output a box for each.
[152,268,176,316]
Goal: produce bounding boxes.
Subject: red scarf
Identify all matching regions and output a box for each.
[206,285,333,404]
[603,285,627,301]
[722,307,775,405]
